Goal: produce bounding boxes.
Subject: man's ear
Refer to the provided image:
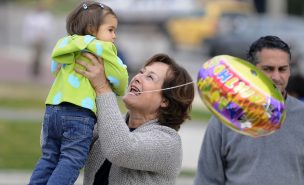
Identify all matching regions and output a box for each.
[160,98,168,108]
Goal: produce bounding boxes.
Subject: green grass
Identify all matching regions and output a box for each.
[0,120,200,178]
[0,120,41,169]
[0,97,44,110]
[179,169,196,177]
[191,107,211,121]
[0,82,48,110]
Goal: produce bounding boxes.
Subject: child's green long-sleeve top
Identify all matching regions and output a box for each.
[45,35,128,114]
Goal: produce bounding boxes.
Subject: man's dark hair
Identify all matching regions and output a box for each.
[246,35,291,65]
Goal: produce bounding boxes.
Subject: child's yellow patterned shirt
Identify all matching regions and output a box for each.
[45,35,128,113]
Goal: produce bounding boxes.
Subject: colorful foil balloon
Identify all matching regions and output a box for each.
[197,55,286,138]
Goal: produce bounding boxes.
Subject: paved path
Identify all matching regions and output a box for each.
[0,170,196,185]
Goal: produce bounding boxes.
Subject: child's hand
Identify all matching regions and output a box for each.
[51,61,62,76]
[54,64,62,76]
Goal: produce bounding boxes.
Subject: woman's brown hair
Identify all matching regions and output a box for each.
[144,54,195,131]
[66,1,116,35]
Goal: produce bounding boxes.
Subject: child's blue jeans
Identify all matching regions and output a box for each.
[29,103,96,185]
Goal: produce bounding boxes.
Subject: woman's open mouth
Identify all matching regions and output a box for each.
[129,85,141,96]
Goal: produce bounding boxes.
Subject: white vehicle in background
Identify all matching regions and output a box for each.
[102,0,198,25]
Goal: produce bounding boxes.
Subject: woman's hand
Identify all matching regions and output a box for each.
[74,52,112,96]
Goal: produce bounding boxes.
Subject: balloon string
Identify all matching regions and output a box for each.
[137,81,195,94]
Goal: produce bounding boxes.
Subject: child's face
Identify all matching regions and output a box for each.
[95,14,117,43]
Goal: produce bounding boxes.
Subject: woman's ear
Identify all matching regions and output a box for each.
[160,98,168,108]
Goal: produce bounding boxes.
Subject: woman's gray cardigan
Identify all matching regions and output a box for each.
[83,92,183,185]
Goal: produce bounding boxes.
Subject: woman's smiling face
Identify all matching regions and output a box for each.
[123,62,169,115]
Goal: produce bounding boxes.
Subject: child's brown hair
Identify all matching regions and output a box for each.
[66,1,117,36]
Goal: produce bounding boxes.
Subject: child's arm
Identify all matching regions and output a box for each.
[86,38,129,96]
[50,35,96,76]
[50,60,62,76]
[51,36,77,64]
[50,35,128,95]
[50,36,76,76]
